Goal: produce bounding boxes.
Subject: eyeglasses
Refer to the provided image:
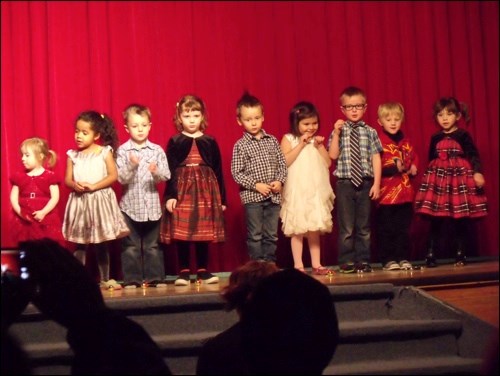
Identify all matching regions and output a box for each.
[341,104,366,111]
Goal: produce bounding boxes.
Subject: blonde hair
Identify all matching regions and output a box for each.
[122,103,152,124]
[174,94,207,132]
[377,102,405,121]
[20,137,57,168]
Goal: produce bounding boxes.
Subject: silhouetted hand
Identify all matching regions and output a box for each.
[18,238,106,328]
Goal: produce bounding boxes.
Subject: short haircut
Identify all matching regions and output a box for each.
[340,86,366,103]
[377,102,405,121]
[122,104,152,124]
[236,91,264,119]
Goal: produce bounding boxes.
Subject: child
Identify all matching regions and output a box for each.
[9,137,65,245]
[414,97,487,267]
[279,102,335,275]
[159,95,226,286]
[328,86,383,273]
[62,111,129,289]
[116,104,171,289]
[375,102,418,271]
[231,92,287,264]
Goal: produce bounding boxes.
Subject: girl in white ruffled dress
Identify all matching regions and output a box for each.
[280,102,335,275]
[63,111,130,289]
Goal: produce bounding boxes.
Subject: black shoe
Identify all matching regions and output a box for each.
[147,279,168,288]
[175,269,191,286]
[425,252,437,268]
[356,262,373,273]
[339,262,356,273]
[455,250,466,266]
[196,269,219,284]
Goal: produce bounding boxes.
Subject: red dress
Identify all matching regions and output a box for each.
[9,170,65,245]
[160,141,225,243]
[414,129,487,219]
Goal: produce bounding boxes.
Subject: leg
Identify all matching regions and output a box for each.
[425,216,444,267]
[195,242,218,284]
[336,180,356,265]
[261,201,280,263]
[393,203,413,264]
[375,204,395,267]
[454,218,471,266]
[245,202,265,261]
[290,234,305,270]
[141,219,165,282]
[175,241,191,286]
[94,242,110,282]
[353,180,372,264]
[74,243,87,265]
[307,231,322,269]
[120,213,144,284]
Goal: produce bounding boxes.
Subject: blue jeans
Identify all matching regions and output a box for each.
[335,179,372,265]
[121,213,165,284]
[244,200,280,262]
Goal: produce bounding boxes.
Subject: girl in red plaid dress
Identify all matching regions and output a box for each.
[160,95,226,286]
[415,97,487,267]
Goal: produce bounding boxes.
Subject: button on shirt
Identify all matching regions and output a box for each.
[327,121,383,179]
[116,139,171,221]
[231,130,287,205]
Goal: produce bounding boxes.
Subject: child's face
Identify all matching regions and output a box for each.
[298,116,319,137]
[377,112,403,135]
[75,120,99,150]
[21,146,41,171]
[340,94,367,123]
[180,109,203,134]
[125,113,151,145]
[436,108,460,133]
[237,105,264,137]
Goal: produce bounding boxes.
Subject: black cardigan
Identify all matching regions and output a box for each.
[163,133,226,205]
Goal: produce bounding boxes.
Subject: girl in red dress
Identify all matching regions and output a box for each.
[160,95,226,286]
[9,137,65,245]
[414,97,487,267]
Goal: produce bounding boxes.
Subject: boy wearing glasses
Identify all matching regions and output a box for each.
[328,87,382,273]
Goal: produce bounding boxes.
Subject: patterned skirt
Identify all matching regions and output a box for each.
[414,156,487,219]
[160,165,225,244]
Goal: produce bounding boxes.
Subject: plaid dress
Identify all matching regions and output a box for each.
[160,141,225,243]
[414,136,487,218]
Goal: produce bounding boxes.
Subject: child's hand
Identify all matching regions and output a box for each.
[473,172,485,188]
[166,199,177,213]
[300,133,310,144]
[73,181,86,193]
[333,119,345,135]
[408,164,418,176]
[369,184,380,200]
[148,162,158,175]
[256,182,273,196]
[313,136,325,148]
[270,181,282,193]
[393,158,404,172]
[128,152,140,167]
[32,210,46,222]
[221,205,227,212]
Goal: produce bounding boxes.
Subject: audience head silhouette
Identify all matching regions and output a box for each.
[240,268,339,375]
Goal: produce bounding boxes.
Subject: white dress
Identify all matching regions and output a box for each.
[280,134,335,236]
[62,145,129,244]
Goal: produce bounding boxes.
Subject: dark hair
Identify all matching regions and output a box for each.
[236,91,264,118]
[289,101,320,137]
[241,269,339,375]
[123,103,152,123]
[75,111,119,157]
[221,260,279,313]
[432,97,471,125]
[340,86,366,102]
[174,94,207,132]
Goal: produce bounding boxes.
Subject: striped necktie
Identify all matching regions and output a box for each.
[350,123,363,187]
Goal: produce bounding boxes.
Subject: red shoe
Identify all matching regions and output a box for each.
[312,266,334,276]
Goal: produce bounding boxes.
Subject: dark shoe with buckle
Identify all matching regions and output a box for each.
[455,250,466,267]
[339,262,356,273]
[425,252,437,268]
[356,262,373,273]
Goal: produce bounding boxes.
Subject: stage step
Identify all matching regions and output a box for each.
[8,283,495,375]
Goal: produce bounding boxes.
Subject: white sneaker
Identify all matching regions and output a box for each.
[383,261,400,271]
[100,279,123,290]
[399,260,413,270]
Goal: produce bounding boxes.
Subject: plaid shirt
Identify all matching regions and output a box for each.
[116,139,171,221]
[231,130,287,205]
[327,120,383,179]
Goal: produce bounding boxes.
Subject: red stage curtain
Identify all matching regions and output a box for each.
[2,1,498,277]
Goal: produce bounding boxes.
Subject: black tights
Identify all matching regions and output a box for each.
[428,217,472,256]
[176,241,209,271]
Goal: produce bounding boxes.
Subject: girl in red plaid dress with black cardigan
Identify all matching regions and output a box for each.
[160,95,226,286]
[415,97,487,267]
